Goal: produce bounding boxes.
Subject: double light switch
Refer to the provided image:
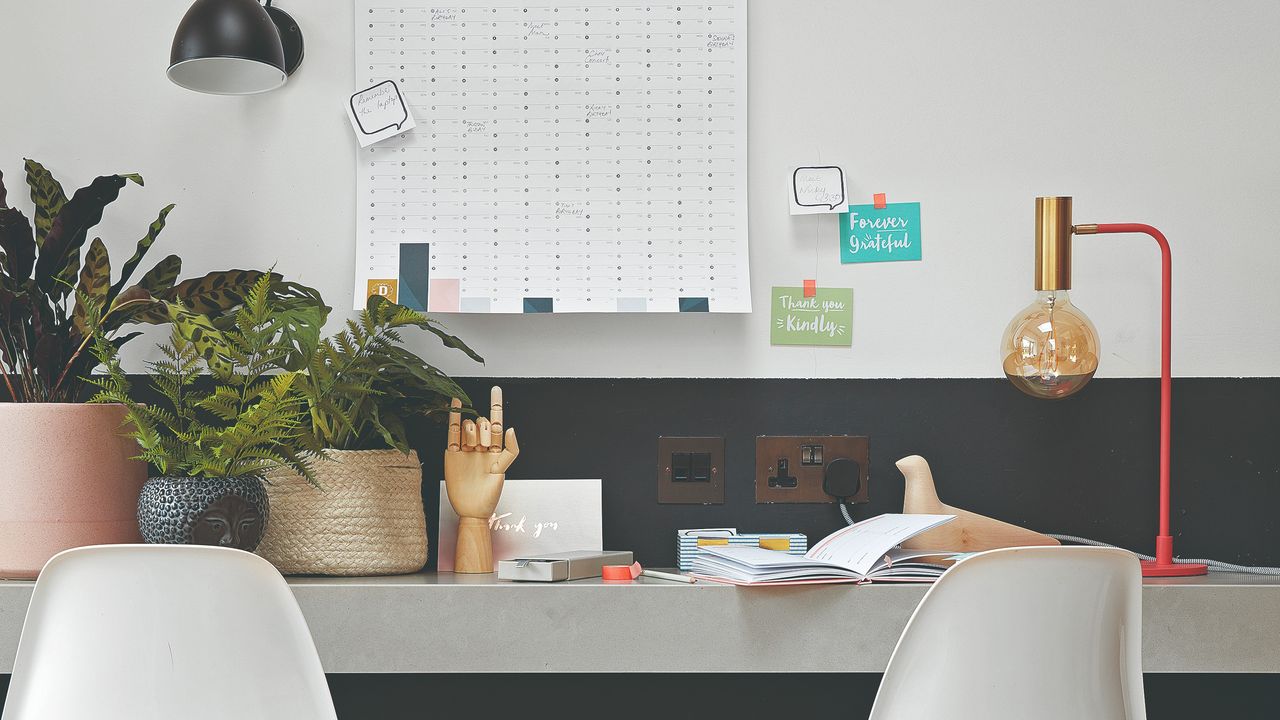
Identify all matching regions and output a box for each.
[657,437,725,504]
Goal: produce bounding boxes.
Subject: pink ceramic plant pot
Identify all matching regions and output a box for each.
[0,403,146,578]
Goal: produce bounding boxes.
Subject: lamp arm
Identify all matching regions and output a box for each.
[1074,222,1176,565]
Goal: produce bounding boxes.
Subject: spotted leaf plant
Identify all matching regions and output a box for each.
[0,159,279,402]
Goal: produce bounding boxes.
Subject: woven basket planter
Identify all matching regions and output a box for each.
[257,450,427,576]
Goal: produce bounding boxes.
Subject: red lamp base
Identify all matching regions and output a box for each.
[1143,536,1208,576]
[1141,560,1208,577]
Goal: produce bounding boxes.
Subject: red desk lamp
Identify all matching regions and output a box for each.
[1000,196,1207,577]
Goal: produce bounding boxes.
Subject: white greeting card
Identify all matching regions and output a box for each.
[436,479,602,571]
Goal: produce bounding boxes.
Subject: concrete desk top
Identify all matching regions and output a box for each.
[1,572,1277,674]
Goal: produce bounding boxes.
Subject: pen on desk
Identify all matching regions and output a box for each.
[642,569,696,584]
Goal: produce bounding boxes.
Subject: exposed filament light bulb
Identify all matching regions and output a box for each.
[1002,289,1099,399]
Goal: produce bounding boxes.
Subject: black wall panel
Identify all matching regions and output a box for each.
[417,377,1280,569]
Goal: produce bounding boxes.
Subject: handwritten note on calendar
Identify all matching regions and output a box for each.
[353,0,750,313]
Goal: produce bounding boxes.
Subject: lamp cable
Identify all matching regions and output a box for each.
[833,508,1280,575]
[1047,534,1280,576]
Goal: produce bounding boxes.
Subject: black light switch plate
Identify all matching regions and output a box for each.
[657,437,725,504]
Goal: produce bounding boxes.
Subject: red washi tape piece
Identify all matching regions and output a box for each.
[803,279,816,297]
[873,192,887,209]
[602,562,642,581]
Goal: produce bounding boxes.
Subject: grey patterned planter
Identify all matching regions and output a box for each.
[137,476,270,551]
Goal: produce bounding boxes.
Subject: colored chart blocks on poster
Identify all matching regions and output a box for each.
[523,297,554,313]
[770,286,853,346]
[840,202,922,264]
[397,243,430,311]
[679,297,710,312]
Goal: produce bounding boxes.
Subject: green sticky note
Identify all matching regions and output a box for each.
[770,286,853,346]
[840,201,922,263]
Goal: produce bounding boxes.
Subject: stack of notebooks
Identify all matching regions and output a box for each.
[677,529,807,571]
[689,514,964,585]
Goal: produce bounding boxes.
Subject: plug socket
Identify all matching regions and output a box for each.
[755,435,869,504]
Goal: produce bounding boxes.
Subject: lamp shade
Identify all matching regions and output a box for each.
[168,0,289,95]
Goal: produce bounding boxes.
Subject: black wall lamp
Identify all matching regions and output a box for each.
[168,0,304,95]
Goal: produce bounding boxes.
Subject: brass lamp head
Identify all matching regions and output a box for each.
[1035,196,1073,291]
[1002,196,1101,399]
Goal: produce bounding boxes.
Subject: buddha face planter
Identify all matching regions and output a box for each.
[137,476,270,551]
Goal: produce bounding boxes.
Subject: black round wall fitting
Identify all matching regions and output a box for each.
[265,2,305,77]
[168,0,304,95]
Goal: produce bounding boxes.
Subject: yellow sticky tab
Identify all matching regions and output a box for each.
[367,278,398,302]
[697,538,729,546]
[759,538,790,551]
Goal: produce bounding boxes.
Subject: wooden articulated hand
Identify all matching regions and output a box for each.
[444,386,519,573]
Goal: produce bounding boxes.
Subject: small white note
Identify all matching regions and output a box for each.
[346,80,416,148]
[789,166,848,215]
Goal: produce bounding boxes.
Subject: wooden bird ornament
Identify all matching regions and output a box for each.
[445,387,519,573]
[897,455,1059,552]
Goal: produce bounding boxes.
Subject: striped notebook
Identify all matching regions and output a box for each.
[677,528,807,571]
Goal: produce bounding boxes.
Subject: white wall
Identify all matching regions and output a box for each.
[2,0,1277,378]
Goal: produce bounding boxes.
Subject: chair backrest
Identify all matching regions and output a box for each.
[3,544,336,720]
[869,546,1145,720]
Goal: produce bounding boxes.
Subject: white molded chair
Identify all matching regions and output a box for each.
[2,544,337,720]
[869,546,1145,720]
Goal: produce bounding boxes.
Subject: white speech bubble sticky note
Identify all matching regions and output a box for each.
[347,80,417,148]
[789,166,848,215]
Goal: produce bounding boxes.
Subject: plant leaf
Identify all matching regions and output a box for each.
[420,318,485,364]
[110,330,144,351]
[137,254,182,293]
[23,159,67,246]
[104,284,178,329]
[166,304,234,378]
[35,174,127,294]
[72,238,111,334]
[268,281,331,371]
[107,204,175,305]
[162,269,276,315]
[366,293,484,364]
[0,207,35,280]
[112,298,169,326]
[0,169,8,208]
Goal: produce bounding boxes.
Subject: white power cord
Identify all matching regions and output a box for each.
[1048,534,1280,576]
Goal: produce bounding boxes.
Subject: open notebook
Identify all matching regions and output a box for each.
[690,514,961,585]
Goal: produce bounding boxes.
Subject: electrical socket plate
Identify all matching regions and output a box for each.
[657,436,725,504]
[754,435,870,504]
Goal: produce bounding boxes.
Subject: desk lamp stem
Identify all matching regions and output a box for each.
[1074,223,1206,577]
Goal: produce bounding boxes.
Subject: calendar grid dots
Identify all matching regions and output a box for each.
[354,0,749,314]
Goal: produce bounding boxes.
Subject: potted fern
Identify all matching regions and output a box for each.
[255,294,482,575]
[88,275,329,551]
[0,159,285,576]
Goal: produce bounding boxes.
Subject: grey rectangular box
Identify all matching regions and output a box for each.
[497,551,633,582]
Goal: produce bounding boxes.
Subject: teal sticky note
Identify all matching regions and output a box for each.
[840,202,922,263]
[770,286,853,347]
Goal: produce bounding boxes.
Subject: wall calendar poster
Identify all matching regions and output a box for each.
[354,0,749,313]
